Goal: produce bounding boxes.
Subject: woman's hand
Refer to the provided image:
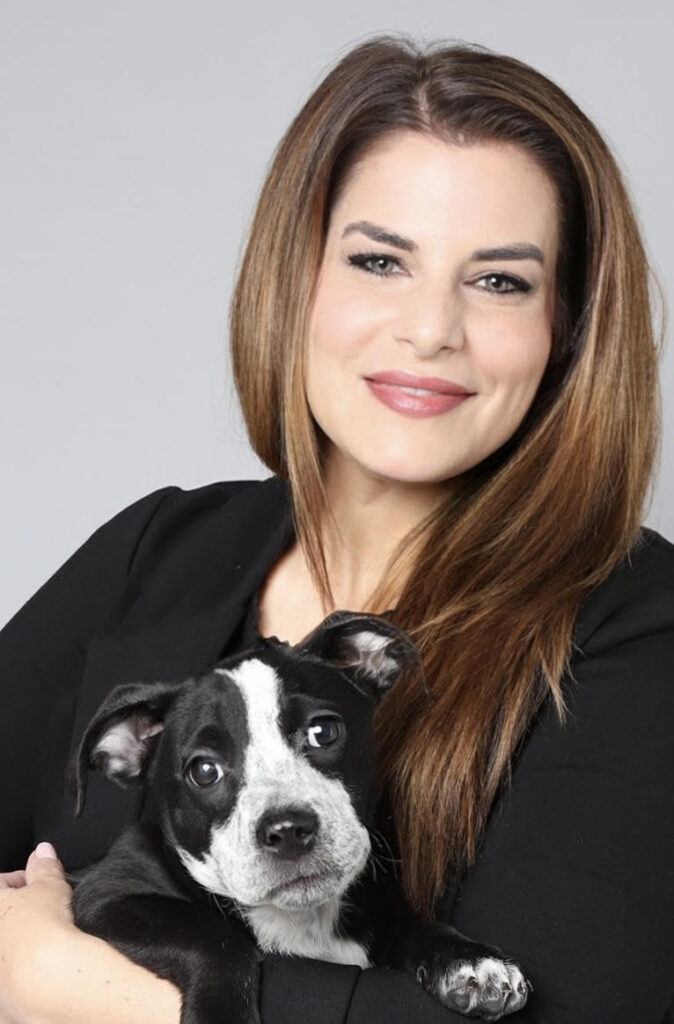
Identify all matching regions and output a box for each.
[0,842,181,1024]
[0,842,76,1023]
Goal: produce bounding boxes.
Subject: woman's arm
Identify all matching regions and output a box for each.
[1,848,465,1024]
[259,956,473,1024]
[0,843,181,1024]
[37,926,182,1024]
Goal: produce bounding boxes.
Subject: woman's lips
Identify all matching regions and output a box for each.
[364,375,474,418]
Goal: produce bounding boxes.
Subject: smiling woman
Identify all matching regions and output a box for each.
[1,30,672,1024]
[228,34,671,1021]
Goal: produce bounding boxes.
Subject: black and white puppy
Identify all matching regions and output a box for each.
[68,611,529,1024]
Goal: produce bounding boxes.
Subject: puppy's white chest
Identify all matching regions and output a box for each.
[243,901,370,969]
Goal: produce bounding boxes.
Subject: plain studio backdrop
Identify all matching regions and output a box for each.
[1,0,672,626]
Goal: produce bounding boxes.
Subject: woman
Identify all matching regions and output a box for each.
[1,33,672,1024]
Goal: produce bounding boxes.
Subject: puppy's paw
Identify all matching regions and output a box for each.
[420,955,530,1020]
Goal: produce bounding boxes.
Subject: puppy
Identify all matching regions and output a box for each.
[68,610,530,1024]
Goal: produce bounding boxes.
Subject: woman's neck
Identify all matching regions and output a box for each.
[257,457,449,644]
[318,454,448,609]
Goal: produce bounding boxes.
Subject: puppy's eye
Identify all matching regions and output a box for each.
[306,717,343,749]
[186,757,224,788]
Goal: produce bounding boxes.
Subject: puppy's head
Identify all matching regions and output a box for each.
[69,611,420,910]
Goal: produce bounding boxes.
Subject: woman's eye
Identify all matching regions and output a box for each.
[348,252,403,277]
[186,757,224,788]
[306,717,343,749]
[474,272,532,295]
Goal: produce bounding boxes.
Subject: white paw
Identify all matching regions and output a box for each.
[437,956,530,1020]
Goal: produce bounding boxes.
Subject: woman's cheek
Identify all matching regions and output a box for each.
[476,311,551,384]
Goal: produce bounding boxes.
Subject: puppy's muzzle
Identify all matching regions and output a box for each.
[255,806,319,861]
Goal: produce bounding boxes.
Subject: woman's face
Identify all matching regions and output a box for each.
[305,131,559,486]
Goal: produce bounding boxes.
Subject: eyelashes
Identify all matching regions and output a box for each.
[474,272,533,295]
[348,253,403,277]
[347,251,533,295]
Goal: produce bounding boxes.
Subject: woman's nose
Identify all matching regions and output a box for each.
[394,280,465,357]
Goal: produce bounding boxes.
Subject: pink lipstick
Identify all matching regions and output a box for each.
[364,370,474,418]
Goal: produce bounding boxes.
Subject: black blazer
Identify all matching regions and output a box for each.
[1,475,673,1024]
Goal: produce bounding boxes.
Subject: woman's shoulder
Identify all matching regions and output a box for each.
[573,524,674,656]
[519,527,674,785]
[111,475,294,586]
[26,476,291,607]
[109,475,289,544]
[135,474,291,525]
[131,475,283,515]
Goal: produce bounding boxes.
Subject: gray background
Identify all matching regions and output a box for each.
[1,0,671,627]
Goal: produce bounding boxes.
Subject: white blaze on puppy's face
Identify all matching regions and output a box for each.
[176,658,371,909]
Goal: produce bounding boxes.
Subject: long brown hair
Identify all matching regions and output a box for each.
[229,34,663,914]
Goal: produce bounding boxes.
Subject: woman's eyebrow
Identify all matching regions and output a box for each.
[471,244,544,264]
[341,220,417,252]
[341,221,544,265]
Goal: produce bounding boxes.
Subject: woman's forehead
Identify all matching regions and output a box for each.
[328,132,559,259]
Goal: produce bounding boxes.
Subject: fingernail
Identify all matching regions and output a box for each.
[35,841,58,860]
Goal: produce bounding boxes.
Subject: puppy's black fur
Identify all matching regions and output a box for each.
[68,611,530,1024]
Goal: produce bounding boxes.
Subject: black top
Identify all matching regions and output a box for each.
[234,584,268,648]
[1,477,673,1024]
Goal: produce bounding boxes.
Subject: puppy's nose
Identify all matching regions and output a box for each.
[256,807,318,860]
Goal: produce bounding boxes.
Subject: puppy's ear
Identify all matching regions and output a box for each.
[66,679,184,817]
[296,611,423,698]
